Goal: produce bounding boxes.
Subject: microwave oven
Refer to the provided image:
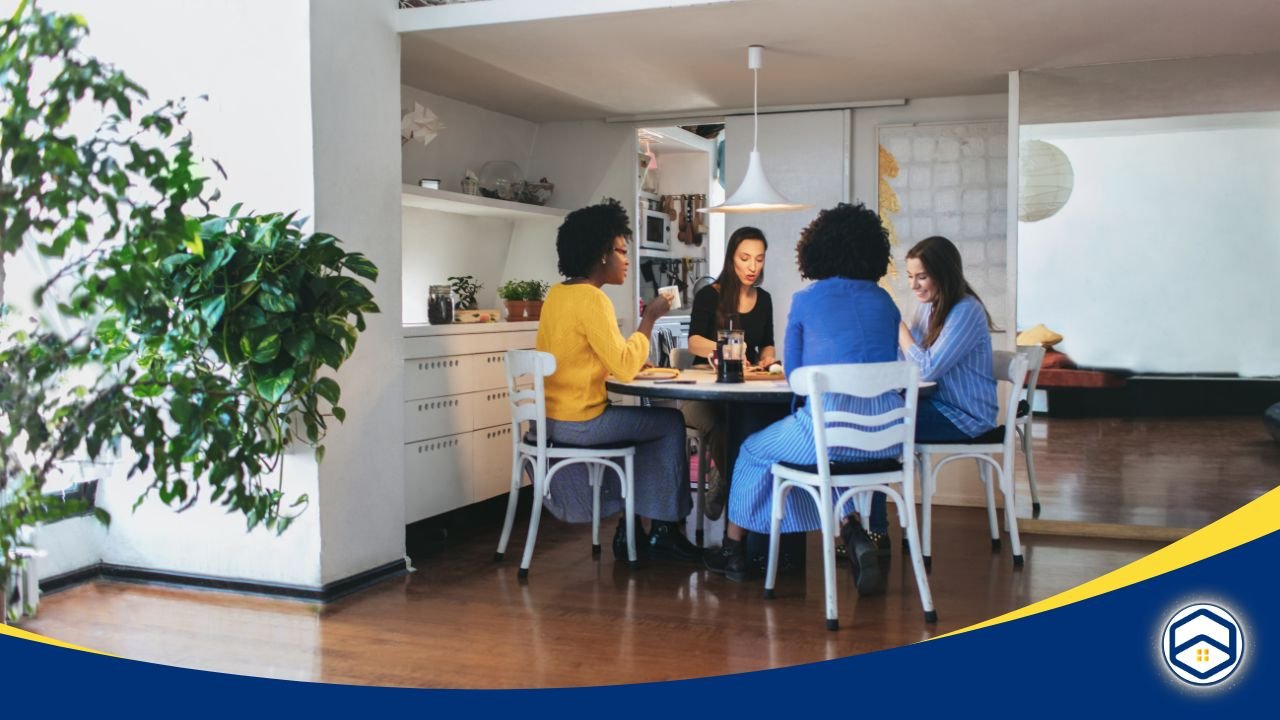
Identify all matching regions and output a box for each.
[639,209,671,251]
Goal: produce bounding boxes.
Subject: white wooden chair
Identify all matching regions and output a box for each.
[917,351,1030,569]
[763,361,935,631]
[1014,345,1047,518]
[494,350,639,577]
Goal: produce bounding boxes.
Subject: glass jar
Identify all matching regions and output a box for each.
[427,285,455,325]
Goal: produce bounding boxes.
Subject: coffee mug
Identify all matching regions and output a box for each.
[669,348,695,370]
[656,285,682,310]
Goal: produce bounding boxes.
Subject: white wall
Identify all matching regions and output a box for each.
[25,0,408,588]
[310,0,406,585]
[25,0,326,586]
[1019,115,1280,376]
[724,110,850,347]
[400,85,538,193]
[527,120,639,328]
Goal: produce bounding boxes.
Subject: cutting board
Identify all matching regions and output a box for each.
[454,308,501,324]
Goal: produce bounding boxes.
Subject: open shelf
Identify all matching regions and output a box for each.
[401,184,568,222]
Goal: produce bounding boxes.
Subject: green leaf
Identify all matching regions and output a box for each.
[341,253,379,281]
[331,406,346,423]
[184,233,204,258]
[314,377,340,405]
[255,368,294,403]
[199,296,226,327]
[249,333,281,363]
[257,291,295,314]
[283,329,315,360]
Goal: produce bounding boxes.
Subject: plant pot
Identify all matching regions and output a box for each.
[523,300,544,321]
[503,300,527,321]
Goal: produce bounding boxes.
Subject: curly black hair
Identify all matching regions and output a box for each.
[556,199,632,279]
[795,202,891,281]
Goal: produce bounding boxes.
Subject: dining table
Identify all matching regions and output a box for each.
[605,367,935,565]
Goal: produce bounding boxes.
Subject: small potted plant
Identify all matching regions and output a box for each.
[521,280,550,321]
[448,275,482,310]
[498,279,551,321]
[498,279,528,321]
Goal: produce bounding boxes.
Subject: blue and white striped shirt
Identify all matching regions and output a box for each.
[906,296,997,436]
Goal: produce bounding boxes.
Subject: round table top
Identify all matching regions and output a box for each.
[606,368,793,403]
[606,368,937,404]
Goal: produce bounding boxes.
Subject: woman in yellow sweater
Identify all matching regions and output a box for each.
[535,200,699,563]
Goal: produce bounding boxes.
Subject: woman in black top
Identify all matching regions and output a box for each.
[682,226,776,519]
[687,227,776,367]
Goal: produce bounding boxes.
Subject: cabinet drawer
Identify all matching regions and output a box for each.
[473,351,510,391]
[471,388,513,430]
[404,356,471,400]
[473,425,517,503]
[404,433,472,523]
[404,395,472,443]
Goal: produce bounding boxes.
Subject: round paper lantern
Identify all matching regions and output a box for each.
[1018,140,1074,222]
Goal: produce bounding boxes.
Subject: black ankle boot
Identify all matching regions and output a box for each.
[647,521,702,563]
[704,537,750,582]
[841,522,885,596]
[612,519,648,562]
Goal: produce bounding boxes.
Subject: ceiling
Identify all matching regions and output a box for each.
[400,0,1280,123]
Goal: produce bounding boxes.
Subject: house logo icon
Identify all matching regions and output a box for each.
[1161,603,1244,686]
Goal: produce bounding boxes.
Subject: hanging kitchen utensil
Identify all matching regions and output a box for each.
[678,194,694,244]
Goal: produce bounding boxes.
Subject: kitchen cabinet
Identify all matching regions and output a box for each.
[402,322,538,523]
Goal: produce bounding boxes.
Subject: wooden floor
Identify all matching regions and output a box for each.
[1016,416,1278,528]
[24,415,1278,688]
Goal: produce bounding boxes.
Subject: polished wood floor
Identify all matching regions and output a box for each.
[1015,416,1277,528]
[24,416,1277,688]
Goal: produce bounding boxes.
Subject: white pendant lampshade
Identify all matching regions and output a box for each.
[1018,139,1074,222]
[703,46,811,214]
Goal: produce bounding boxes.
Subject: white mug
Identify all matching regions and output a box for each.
[656,285,681,310]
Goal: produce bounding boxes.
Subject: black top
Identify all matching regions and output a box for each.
[689,284,775,365]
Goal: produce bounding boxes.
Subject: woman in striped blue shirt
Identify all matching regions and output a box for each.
[706,203,902,592]
[899,235,998,442]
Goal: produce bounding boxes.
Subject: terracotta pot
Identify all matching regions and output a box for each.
[503,300,527,320]
[523,300,544,321]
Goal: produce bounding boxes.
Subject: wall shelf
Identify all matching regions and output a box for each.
[401,184,568,222]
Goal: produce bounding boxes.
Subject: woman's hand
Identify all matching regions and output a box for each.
[643,293,671,323]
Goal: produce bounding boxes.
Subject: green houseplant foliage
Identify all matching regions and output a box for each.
[520,280,550,301]
[0,1,378,617]
[496,279,524,301]
[447,275,481,310]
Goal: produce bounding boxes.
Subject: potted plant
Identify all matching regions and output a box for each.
[447,275,482,311]
[521,280,551,321]
[498,280,528,321]
[0,3,379,620]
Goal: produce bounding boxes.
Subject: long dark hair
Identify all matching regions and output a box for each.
[906,235,994,348]
[714,226,767,327]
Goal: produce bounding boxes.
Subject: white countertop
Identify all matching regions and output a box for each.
[404,321,539,338]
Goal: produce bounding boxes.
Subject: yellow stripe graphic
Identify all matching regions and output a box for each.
[938,485,1280,639]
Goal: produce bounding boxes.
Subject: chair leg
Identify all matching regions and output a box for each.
[590,464,603,557]
[919,453,935,570]
[899,472,937,623]
[518,468,546,578]
[495,454,524,561]
[695,438,708,548]
[818,489,839,631]
[1020,425,1041,518]
[624,454,639,568]
[763,477,785,599]
[1000,461,1025,567]
[979,460,1000,552]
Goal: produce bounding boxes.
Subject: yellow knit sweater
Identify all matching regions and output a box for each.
[535,283,650,422]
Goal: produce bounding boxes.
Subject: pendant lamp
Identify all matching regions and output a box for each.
[702,46,811,214]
